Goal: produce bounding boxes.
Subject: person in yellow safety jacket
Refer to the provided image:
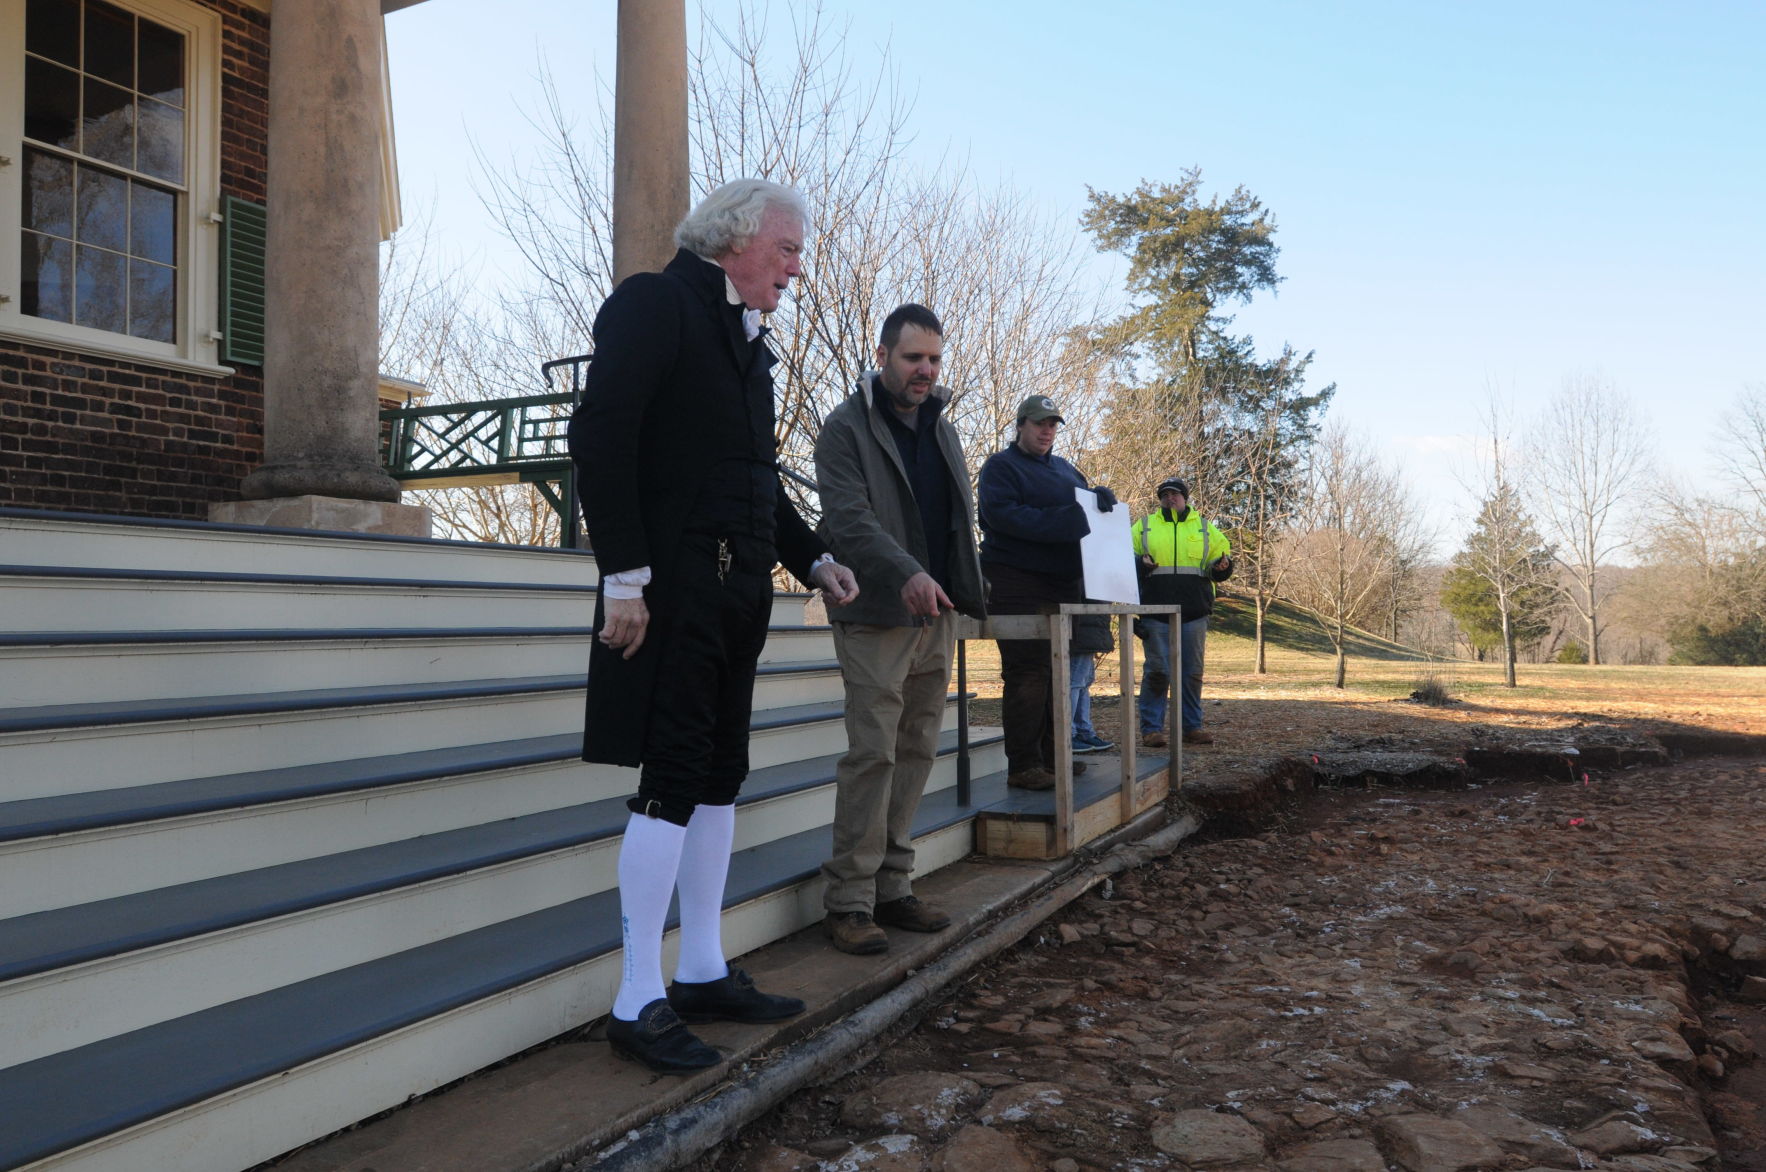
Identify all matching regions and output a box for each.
[1133,477,1233,747]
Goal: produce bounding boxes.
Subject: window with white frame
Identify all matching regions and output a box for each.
[1,0,222,370]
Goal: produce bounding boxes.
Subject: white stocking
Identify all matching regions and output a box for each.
[611,812,686,1021]
[672,802,736,984]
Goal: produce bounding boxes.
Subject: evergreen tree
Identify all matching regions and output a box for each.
[1081,170,1332,528]
[1439,487,1558,684]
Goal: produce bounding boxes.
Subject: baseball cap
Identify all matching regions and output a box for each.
[1157,477,1189,497]
[1015,395,1063,423]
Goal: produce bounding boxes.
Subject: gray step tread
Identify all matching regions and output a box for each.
[0,661,841,735]
[0,725,1002,983]
[0,760,1016,1171]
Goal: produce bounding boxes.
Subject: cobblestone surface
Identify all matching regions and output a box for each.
[695,754,1766,1171]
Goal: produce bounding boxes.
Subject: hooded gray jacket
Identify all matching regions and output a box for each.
[813,372,986,627]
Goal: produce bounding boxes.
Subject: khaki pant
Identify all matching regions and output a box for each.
[820,611,957,914]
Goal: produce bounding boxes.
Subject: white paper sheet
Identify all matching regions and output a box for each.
[1075,487,1139,604]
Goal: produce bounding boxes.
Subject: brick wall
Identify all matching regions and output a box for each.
[0,0,271,522]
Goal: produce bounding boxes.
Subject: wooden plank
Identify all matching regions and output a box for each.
[977,815,1055,859]
[1050,612,1072,857]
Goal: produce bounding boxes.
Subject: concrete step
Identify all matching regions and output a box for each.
[0,668,847,800]
[0,752,1013,1172]
[0,625,834,708]
[0,735,1008,1068]
[0,507,603,585]
[0,566,815,633]
[0,713,989,919]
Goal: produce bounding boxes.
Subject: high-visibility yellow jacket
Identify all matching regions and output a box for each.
[1133,507,1231,620]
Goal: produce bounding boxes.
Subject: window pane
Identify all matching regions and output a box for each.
[24,58,81,149]
[26,0,80,66]
[86,0,136,88]
[138,17,185,107]
[137,98,184,183]
[83,77,135,169]
[77,164,129,252]
[129,258,177,342]
[75,244,128,333]
[23,149,76,239]
[22,232,75,323]
[130,181,177,264]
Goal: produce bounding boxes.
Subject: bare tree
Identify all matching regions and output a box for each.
[461,0,1109,537]
[1528,375,1652,665]
[1280,425,1418,687]
[1233,391,1310,672]
[1717,384,1766,530]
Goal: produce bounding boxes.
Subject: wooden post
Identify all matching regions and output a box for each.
[1117,611,1136,819]
[1050,611,1073,857]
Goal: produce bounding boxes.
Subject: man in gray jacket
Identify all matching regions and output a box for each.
[814,304,986,955]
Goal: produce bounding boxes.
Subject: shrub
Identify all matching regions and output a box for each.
[1556,640,1588,664]
[1409,672,1456,706]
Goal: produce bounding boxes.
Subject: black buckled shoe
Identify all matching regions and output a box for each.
[667,966,805,1024]
[605,998,721,1073]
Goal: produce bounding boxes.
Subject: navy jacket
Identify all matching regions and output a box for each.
[976,442,1092,580]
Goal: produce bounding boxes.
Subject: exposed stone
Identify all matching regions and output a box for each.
[839,1073,983,1140]
[1453,1104,1578,1168]
[821,1134,929,1172]
[1569,1119,1665,1157]
[931,1125,1037,1172]
[1377,1114,1506,1172]
[1276,1138,1388,1172]
[738,1144,820,1172]
[976,1083,1066,1127]
[1291,1102,1337,1129]
[1150,1109,1267,1166]
[1631,1030,1697,1075]
[1739,975,1766,1003]
[1728,933,1766,962]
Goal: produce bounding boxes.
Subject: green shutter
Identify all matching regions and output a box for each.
[219,195,268,366]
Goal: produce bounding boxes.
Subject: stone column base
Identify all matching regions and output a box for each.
[210,494,434,539]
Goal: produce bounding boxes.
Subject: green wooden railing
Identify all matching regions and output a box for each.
[380,355,590,547]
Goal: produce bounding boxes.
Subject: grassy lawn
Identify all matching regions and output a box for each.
[957,595,1766,739]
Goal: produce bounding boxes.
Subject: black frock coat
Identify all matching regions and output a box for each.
[567,249,825,766]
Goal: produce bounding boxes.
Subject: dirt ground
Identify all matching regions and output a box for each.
[688,672,1766,1172]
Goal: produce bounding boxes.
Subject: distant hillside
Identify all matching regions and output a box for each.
[1210,594,1440,664]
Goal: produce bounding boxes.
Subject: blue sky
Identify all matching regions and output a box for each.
[384,1,1764,546]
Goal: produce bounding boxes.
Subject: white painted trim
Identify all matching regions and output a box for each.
[0,0,226,368]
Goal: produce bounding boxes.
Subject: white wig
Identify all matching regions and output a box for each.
[675,179,808,258]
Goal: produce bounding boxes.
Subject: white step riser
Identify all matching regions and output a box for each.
[0,740,1008,919]
[1,578,599,635]
[2,638,593,708]
[2,577,813,633]
[0,518,602,586]
[3,671,849,800]
[12,822,975,1172]
[756,628,835,664]
[0,769,928,1067]
[5,629,834,708]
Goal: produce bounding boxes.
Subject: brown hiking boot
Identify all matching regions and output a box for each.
[824,911,888,955]
[1142,731,1170,749]
[874,895,951,933]
[1182,728,1214,745]
[1007,767,1056,791]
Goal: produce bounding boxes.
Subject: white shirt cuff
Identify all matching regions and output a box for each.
[810,553,836,576]
[602,566,651,600]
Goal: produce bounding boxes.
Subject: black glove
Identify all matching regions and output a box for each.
[1211,555,1235,582]
[1093,486,1117,512]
